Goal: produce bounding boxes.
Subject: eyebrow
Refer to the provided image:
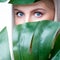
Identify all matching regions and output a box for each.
[13,8,46,13]
[13,8,46,11]
[31,8,46,12]
[13,9,23,12]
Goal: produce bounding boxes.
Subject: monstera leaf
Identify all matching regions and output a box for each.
[9,0,40,5]
[0,27,11,60]
[13,20,60,60]
[0,0,7,2]
[51,50,60,60]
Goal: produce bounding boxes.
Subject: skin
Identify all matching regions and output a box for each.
[13,1,55,25]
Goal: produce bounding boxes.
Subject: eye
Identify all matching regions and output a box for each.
[34,12,43,17]
[16,12,24,17]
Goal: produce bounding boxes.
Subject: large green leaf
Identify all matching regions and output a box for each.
[51,50,60,60]
[13,20,60,60]
[9,0,40,5]
[0,27,11,60]
[50,30,60,59]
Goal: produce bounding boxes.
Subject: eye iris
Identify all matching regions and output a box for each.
[17,12,24,17]
[35,12,42,17]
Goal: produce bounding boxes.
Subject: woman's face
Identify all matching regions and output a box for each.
[13,1,55,25]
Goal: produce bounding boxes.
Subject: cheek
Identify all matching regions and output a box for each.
[46,10,55,20]
[40,12,55,20]
[46,13,54,20]
[41,9,55,20]
[14,16,25,25]
[30,15,54,22]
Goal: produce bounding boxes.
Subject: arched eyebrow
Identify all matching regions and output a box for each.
[13,8,22,12]
[13,8,46,13]
[13,8,24,14]
[31,8,46,12]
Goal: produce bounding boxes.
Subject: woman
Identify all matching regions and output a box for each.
[9,0,55,25]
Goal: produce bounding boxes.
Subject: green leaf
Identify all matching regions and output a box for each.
[51,50,60,60]
[32,21,60,60]
[0,27,11,60]
[9,0,40,5]
[50,30,60,59]
[13,22,39,60]
[13,20,60,60]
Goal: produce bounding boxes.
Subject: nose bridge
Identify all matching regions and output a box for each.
[25,12,31,23]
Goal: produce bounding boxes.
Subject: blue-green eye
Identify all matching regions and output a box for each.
[16,12,24,17]
[34,12,43,17]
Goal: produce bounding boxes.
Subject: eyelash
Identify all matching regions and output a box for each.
[15,11,43,18]
[34,12,43,17]
[16,12,24,17]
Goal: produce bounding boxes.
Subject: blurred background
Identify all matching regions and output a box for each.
[57,0,60,21]
[0,0,13,60]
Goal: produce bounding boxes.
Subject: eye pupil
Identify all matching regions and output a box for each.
[35,12,42,17]
[17,12,24,17]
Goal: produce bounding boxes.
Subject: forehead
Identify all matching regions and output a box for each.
[13,1,54,9]
[13,2,49,12]
[13,1,44,8]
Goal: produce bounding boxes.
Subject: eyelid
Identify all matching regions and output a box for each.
[31,9,46,15]
[34,12,43,18]
[35,10,45,13]
[32,8,46,11]
[33,11,44,16]
[34,11,43,14]
[14,9,25,15]
[16,11,24,15]
[14,9,24,13]
[14,9,25,17]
